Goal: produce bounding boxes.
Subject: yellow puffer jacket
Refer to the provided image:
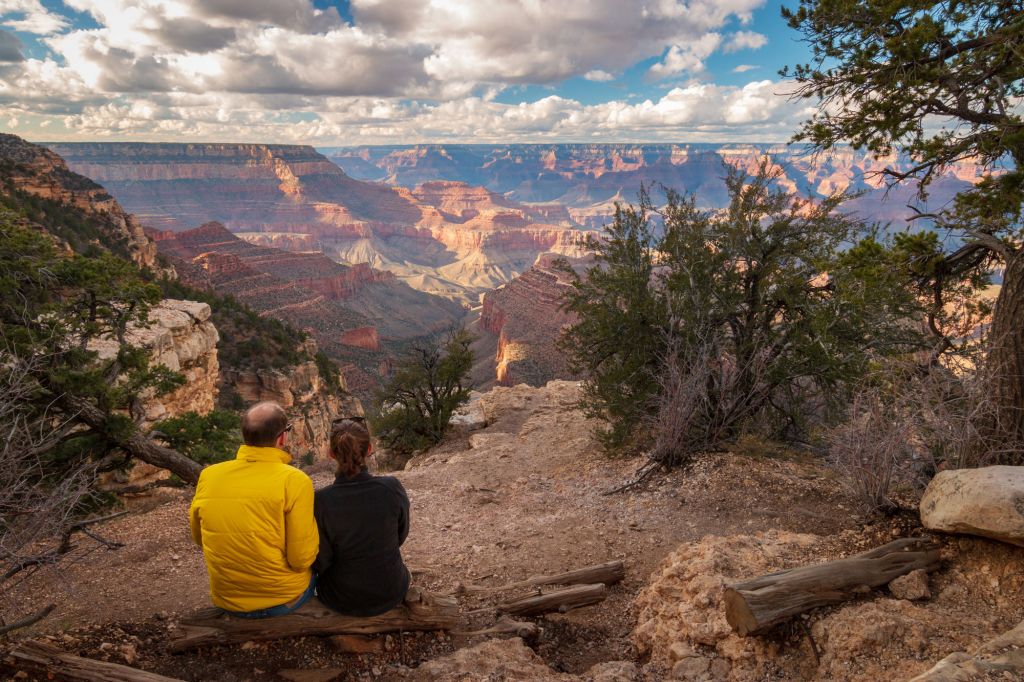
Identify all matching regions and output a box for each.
[188,445,318,612]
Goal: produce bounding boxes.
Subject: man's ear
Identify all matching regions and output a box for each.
[276,433,286,448]
[367,442,374,455]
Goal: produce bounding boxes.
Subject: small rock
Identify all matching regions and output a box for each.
[668,641,695,662]
[889,569,931,601]
[671,655,711,679]
[587,660,639,681]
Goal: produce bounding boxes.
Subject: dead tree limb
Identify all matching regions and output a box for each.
[451,560,625,596]
[9,640,183,681]
[724,537,941,635]
[3,511,128,581]
[452,616,539,638]
[168,587,459,653]
[0,604,55,637]
[498,583,609,617]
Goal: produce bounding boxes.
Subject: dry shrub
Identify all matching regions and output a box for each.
[827,391,916,513]
[0,352,100,634]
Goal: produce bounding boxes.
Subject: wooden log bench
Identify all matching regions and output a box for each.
[169,586,459,653]
[8,640,183,682]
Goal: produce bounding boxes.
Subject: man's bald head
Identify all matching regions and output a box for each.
[242,401,289,447]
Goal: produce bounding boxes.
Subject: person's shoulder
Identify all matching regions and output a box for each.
[371,475,408,497]
[281,464,314,487]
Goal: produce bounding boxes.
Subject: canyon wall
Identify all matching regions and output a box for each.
[1,134,160,270]
[324,143,985,229]
[474,253,588,387]
[48,143,589,305]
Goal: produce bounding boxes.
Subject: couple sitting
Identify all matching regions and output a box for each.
[187,402,409,618]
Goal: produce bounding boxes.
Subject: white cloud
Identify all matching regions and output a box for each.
[0,0,810,142]
[583,70,615,82]
[724,30,767,53]
[648,33,722,78]
[733,64,759,73]
[0,0,69,34]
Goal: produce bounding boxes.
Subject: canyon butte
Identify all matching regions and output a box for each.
[47,142,985,391]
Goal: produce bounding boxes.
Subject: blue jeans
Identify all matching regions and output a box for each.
[224,575,317,619]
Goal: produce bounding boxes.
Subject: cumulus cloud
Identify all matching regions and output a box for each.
[0,0,810,142]
[724,30,767,52]
[733,64,759,73]
[0,0,68,34]
[648,33,722,78]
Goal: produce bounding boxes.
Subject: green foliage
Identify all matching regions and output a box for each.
[783,0,1020,344]
[560,164,926,455]
[315,350,343,393]
[371,327,475,455]
[558,198,665,450]
[153,410,241,466]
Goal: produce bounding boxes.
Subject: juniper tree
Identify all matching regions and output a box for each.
[783,0,1024,451]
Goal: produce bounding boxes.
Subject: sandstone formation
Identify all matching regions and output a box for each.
[50,143,590,305]
[89,299,219,426]
[920,466,1024,546]
[0,134,160,270]
[326,143,987,229]
[153,221,463,394]
[475,253,587,387]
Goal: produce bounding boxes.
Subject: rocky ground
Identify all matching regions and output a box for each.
[4,381,1023,681]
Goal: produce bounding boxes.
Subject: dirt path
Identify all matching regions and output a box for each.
[6,381,867,679]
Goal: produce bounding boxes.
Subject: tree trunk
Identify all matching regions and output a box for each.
[986,247,1024,455]
[168,588,459,653]
[9,640,183,681]
[64,394,203,485]
[724,538,941,636]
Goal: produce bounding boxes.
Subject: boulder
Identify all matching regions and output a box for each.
[450,391,487,431]
[920,466,1024,547]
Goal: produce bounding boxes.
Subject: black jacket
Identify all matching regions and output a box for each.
[313,468,410,617]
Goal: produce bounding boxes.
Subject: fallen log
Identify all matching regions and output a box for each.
[498,583,609,617]
[724,537,941,636]
[8,640,182,682]
[909,619,1024,681]
[452,560,625,596]
[168,587,459,653]
[452,616,539,638]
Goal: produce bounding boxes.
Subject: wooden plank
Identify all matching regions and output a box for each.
[724,538,941,636]
[9,640,182,682]
[168,587,459,653]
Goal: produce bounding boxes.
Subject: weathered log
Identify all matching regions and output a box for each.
[452,616,539,638]
[453,560,625,596]
[8,640,182,682]
[498,583,609,617]
[724,537,941,636]
[909,618,1024,681]
[168,587,459,653]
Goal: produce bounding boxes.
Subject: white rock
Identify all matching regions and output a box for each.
[920,466,1024,547]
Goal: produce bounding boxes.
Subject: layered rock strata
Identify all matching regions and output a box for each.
[0,134,160,269]
[475,253,587,387]
[49,143,589,305]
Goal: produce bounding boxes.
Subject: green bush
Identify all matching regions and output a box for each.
[153,410,242,466]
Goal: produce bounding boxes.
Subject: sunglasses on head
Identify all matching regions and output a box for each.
[278,423,293,437]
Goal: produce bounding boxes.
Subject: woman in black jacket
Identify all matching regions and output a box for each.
[313,417,410,616]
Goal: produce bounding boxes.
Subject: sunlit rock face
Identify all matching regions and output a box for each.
[324,142,985,227]
[48,143,590,306]
[151,222,464,396]
[0,134,160,270]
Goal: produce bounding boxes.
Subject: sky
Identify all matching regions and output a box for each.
[0,0,822,144]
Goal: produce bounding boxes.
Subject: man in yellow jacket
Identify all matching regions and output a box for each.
[189,401,318,617]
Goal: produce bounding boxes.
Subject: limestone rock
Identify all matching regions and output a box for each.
[450,391,487,431]
[397,637,574,681]
[585,661,638,682]
[889,569,931,601]
[920,466,1024,546]
[910,619,1024,681]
